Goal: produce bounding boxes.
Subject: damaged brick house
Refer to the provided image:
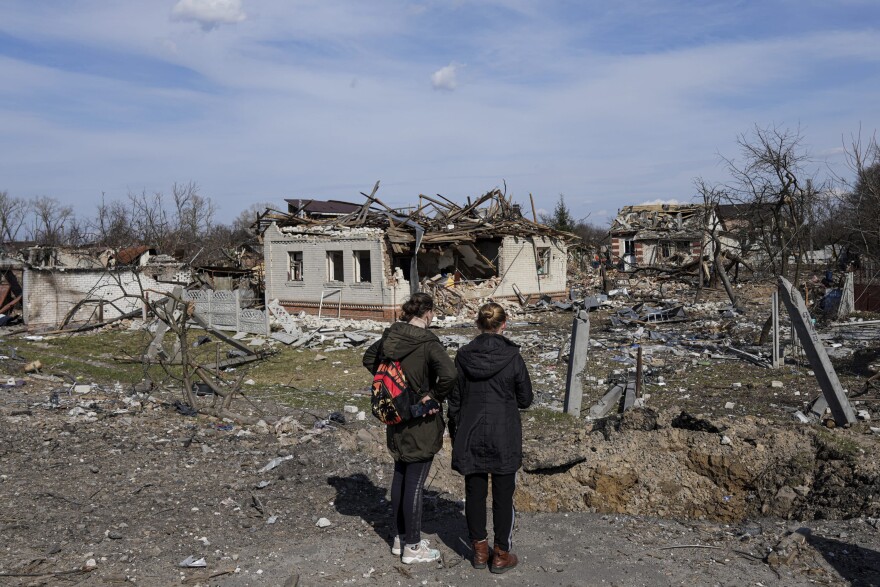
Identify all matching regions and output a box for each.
[22,246,190,330]
[610,204,734,269]
[261,188,574,320]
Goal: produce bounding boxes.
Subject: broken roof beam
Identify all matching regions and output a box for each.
[418,193,461,215]
[449,190,498,221]
[336,180,381,225]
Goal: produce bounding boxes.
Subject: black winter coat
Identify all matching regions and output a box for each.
[363,322,457,463]
[448,333,533,475]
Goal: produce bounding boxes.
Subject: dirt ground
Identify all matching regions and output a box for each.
[2,281,880,586]
[1,382,879,587]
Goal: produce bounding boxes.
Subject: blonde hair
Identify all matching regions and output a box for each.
[476,302,506,332]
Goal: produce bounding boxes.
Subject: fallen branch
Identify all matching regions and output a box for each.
[46,308,143,335]
[0,569,89,578]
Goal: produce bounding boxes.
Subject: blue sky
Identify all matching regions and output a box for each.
[1,0,878,224]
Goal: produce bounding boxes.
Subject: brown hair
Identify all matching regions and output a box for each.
[475,302,506,332]
[400,292,434,322]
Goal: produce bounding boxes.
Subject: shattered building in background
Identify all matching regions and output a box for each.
[261,188,575,320]
[22,246,190,330]
[610,204,734,270]
[611,204,706,269]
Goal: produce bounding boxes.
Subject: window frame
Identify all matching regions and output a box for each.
[287,250,304,282]
[536,246,551,275]
[326,250,344,283]
[353,250,372,283]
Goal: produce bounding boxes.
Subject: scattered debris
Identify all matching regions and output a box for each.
[179,556,207,568]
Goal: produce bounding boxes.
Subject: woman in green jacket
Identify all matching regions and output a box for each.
[363,292,456,564]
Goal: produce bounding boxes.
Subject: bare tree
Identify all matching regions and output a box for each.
[92,194,136,249]
[693,178,743,309]
[232,201,276,234]
[720,124,827,281]
[29,196,76,246]
[170,181,215,258]
[571,220,609,249]
[835,130,880,265]
[194,200,272,267]
[128,189,171,249]
[0,190,30,244]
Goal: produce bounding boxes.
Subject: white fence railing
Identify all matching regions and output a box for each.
[183,289,268,335]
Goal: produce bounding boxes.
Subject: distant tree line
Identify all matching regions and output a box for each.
[3,136,877,277]
[0,181,270,266]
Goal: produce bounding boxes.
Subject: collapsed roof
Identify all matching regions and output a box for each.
[259,184,579,253]
[611,204,707,240]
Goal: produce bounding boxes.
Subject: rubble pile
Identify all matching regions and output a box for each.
[2,268,880,585]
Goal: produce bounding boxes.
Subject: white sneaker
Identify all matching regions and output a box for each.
[401,539,440,564]
[391,535,404,555]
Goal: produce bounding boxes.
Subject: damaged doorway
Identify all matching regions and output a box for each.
[623,238,636,270]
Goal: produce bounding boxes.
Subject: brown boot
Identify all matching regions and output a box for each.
[471,539,490,569]
[490,545,518,574]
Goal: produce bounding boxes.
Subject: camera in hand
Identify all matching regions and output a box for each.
[410,398,440,418]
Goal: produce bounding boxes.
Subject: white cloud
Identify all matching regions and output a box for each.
[638,199,685,206]
[431,62,461,91]
[171,0,246,31]
[1,3,879,222]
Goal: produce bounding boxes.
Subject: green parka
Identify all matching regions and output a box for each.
[363,321,457,462]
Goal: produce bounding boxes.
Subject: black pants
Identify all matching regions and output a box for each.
[465,472,516,552]
[390,459,433,546]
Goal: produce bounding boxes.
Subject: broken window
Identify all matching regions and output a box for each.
[536,247,551,275]
[660,241,673,258]
[288,251,304,281]
[392,256,412,282]
[326,250,344,282]
[353,250,371,283]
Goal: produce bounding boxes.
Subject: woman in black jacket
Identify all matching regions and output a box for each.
[363,293,457,564]
[448,302,533,573]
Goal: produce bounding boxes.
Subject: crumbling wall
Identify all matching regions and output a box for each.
[22,267,185,329]
[492,236,567,298]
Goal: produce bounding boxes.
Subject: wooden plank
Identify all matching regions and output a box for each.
[0,294,22,315]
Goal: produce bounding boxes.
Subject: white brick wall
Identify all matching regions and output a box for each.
[492,235,567,297]
[263,224,400,308]
[23,268,186,329]
[262,224,568,312]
